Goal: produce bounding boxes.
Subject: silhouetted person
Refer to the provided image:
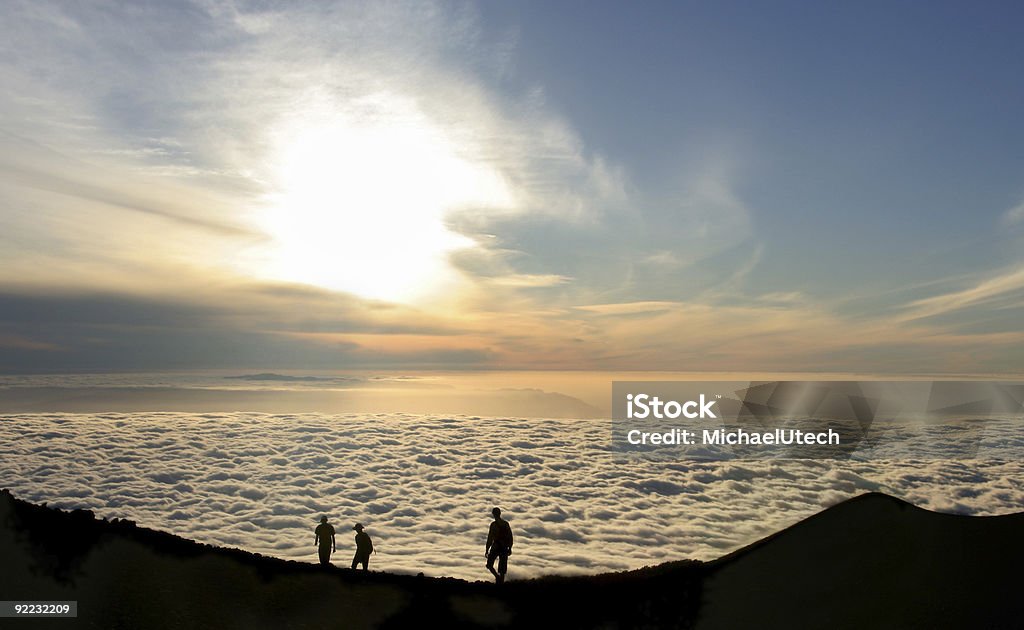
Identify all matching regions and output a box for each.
[314,516,336,566]
[485,507,514,584]
[351,523,374,570]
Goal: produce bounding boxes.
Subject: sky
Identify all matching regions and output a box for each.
[2,0,1024,374]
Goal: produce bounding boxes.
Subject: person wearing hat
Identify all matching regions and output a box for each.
[314,516,336,567]
[485,507,514,584]
[351,523,374,570]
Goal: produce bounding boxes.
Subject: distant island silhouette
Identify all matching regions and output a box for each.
[224,373,333,382]
[2,488,1022,628]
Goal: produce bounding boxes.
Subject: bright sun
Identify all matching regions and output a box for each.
[257,94,511,303]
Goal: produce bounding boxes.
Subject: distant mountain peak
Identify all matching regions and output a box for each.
[223,373,329,382]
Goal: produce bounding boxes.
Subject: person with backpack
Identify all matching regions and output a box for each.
[485,507,514,584]
[351,523,374,570]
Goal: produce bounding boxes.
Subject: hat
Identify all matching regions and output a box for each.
[320,516,329,523]
[353,523,364,531]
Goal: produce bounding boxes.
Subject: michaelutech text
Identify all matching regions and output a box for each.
[626,428,840,446]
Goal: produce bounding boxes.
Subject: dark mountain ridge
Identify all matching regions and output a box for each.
[2,489,1021,628]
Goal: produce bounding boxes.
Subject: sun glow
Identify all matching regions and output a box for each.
[257,94,512,302]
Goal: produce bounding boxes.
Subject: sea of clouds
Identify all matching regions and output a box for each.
[2,412,1023,581]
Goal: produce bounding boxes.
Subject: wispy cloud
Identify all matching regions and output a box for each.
[0,134,252,236]
[0,333,63,352]
[896,264,1024,323]
[1002,199,1024,226]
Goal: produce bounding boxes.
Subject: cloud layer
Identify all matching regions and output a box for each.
[2,412,1022,581]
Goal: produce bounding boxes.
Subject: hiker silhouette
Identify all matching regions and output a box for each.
[351,523,374,570]
[314,516,336,567]
[485,507,514,584]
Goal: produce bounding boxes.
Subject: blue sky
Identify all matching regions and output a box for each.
[482,1,1024,288]
[1,1,1023,373]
